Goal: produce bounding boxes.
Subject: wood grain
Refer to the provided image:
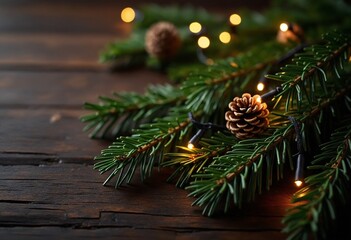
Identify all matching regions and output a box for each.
[0,163,292,239]
[0,70,167,106]
[1,0,349,239]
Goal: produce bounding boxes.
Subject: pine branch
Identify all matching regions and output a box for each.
[164,132,234,188]
[94,107,193,187]
[282,118,351,240]
[81,84,184,139]
[183,41,290,117]
[266,31,350,112]
[135,4,225,30]
[92,41,294,186]
[186,33,351,216]
[100,31,146,66]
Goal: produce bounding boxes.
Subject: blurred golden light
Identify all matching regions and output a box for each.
[198,36,210,49]
[229,14,241,25]
[280,22,289,32]
[187,143,194,150]
[219,31,231,44]
[256,96,262,104]
[257,82,265,91]
[295,180,303,187]
[121,7,136,23]
[230,62,238,68]
[189,22,202,34]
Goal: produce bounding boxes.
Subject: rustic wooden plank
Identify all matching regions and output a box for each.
[0,0,121,34]
[0,164,293,234]
[0,227,283,240]
[0,70,167,107]
[0,34,118,70]
[0,109,108,161]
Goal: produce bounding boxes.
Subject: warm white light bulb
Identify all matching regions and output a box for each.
[187,143,194,150]
[257,82,265,91]
[198,36,210,49]
[229,14,241,25]
[189,22,202,34]
[219,31,231,44]
[295,180,303,187]
[280,23,289,32]
[121,7,136,23]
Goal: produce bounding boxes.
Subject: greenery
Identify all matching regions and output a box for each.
[82,1,351,239]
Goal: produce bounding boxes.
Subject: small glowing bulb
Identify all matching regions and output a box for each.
[280,23,289,32]
[256,96,262,104]
[187,143,194,149]
[189,22,202,34]
[121,7,136,23]
[295,180,303,187]
[229,14,241,25]
[219,31,231,44]
[198,36,210,49]
[257,82,265,91]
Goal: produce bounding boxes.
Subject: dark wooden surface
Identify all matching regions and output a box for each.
[0,1,320,239]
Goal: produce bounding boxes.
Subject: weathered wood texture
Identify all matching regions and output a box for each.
[0,1,349,239]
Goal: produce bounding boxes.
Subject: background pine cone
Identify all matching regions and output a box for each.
[225,93,269,139]
[145,21,181,60]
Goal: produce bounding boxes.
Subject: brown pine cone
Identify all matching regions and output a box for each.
[145,21,181,60]
[225,93,269,139]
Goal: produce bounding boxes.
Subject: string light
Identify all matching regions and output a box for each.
[295,180,303,187]
[121,7,136,23]
[257,82,265,91]
[198,36,210,49]
[219,31,231,44]
[229,14,241,25]
[187,143,195,150]
[187,113,227,149]
[187,129,206,149]
[189,22,202,34]
[294,153,304,188]
[279,22,289,32]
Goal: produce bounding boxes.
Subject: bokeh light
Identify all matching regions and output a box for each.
[219,31,231,44]
[229,14,241,25]
[121,7,136,23]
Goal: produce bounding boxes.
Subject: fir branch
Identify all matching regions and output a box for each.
[81,84,184,139]
[135,4,225,30]
[182,41,290,117]
[164,132,234,188]
[266,31,350,111]
[282,119,351,240]
[94,108,193,187]
[187,85,351,216]
[186,33,351,216]
[99,31,146,65]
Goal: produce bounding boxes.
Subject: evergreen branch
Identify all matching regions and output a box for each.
[186,34,351,216]
[187,85,351,216]
[266,31,350,111]
[135,4,225,30]
[100,31,146,65]
[182,41,291,116]
[282,119,351,240]
[164,132,234,188]
[94,108,193,187]
[81,84,184,139]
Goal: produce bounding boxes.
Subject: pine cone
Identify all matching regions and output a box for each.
[145,21,181,60]
[225,93,269,139]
